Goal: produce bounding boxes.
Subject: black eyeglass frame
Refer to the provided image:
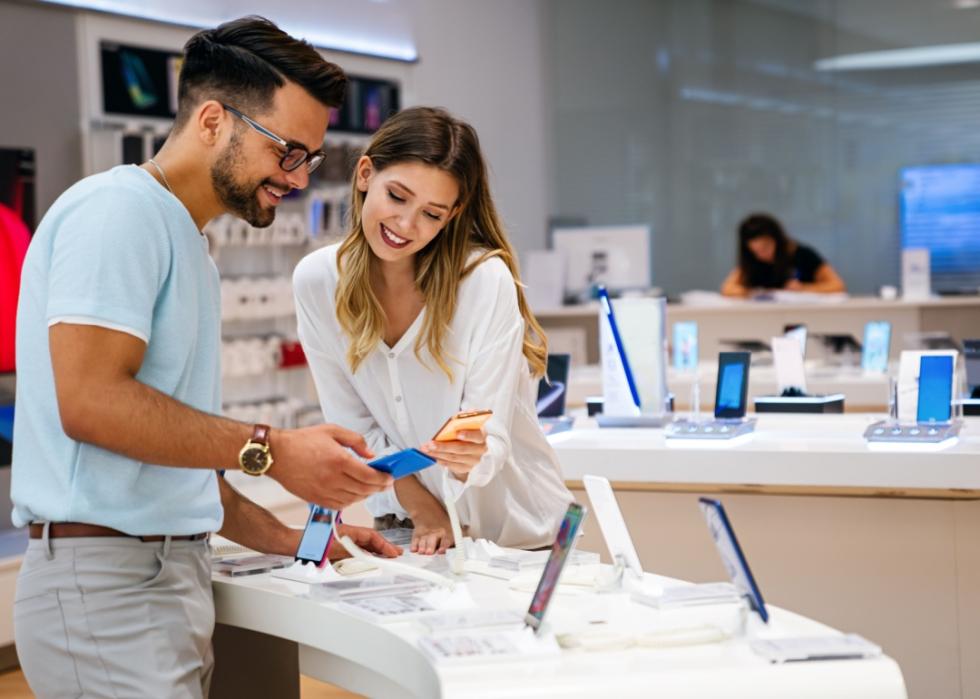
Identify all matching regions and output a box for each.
[222,103,326,174]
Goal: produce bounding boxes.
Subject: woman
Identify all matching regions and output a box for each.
[293,107,573,554]
[720,213,846,297]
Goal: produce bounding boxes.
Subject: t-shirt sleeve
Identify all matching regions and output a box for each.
[45,187,171,342]
[794,244,825,282]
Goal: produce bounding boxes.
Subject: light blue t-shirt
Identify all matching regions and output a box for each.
[11,165,223,535]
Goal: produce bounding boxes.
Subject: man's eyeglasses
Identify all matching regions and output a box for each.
[222,103,326,174]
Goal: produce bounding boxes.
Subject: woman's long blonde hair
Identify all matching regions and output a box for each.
[335,106,547,380]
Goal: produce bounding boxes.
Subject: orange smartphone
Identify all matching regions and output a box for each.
[432,409,493,442]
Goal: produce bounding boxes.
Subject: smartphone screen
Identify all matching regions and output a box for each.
[714,352,750,419]
[916,355,953,423]
[525,503,586,633]
[672,321,699,371]
[296,505,337,566]
[862,321,891,373]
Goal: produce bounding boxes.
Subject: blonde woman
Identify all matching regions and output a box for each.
[294,107,572,553]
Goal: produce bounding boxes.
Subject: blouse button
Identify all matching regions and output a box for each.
[388,352,395,359]
[395,395,403,402]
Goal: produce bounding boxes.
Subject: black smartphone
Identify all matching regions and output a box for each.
[714,351,751,420]
[964,339,980,397]
[537,353,571,417]
[295,505,338,567]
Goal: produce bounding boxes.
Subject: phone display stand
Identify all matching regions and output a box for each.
[667,418,756,441]
[271,559,344,584]
[754,393,845,414]
[864,420,961,444]
[865,372,962,444]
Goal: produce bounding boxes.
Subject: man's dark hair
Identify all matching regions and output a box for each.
[174,16,346,131]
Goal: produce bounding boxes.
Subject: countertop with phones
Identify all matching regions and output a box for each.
[566,362,893,412]
[549,412,980,497]
[210,557,905,699]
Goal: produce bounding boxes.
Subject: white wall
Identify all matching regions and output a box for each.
[410,0,551,255]
[15,1,552,257]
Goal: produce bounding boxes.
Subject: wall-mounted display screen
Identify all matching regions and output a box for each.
[101,41,182,119]
[900,164,980,293]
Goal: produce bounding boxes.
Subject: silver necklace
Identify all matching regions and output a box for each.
[147,158,174,194]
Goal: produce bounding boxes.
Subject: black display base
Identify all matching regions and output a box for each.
[958,398,980,416]
[753,394,845,414]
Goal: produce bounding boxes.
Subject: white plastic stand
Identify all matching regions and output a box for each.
[271,559,344,584]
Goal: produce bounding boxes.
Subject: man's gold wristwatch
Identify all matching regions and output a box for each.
[239,424,273,476]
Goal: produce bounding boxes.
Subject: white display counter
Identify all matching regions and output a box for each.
[549,414,980,699]
[210,561,906,699]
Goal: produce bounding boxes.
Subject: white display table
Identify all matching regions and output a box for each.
[549,414,980,699]
[210,562,906,699]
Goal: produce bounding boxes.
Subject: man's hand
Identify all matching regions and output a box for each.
[328,524,402,561]
[271,424,393,510]
[420,428,488,478]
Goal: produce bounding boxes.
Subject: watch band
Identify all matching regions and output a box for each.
[252,424,270,446]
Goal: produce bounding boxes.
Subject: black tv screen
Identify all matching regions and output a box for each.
[1,147,35,377]
[101,41,182,119]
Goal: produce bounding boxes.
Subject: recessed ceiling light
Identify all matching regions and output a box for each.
[954,0,980,9]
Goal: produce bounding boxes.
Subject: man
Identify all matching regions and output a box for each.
[12,16,398,698]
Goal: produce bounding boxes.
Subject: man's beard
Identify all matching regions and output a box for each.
[211,132,277,228]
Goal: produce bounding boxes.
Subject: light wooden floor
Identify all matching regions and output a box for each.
[0,669,361,698]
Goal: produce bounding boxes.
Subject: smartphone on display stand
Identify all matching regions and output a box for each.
[714,352,751,420]
[698,498,768,624]
[433,409,493,442]
[672,321,699,371]
[963,339,980,398]
[916,354,954,423]
[296,505,339,568]
[524,503,587,633]
[861,321,891,374]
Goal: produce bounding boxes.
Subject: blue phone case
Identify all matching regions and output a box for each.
[368,448,437,479]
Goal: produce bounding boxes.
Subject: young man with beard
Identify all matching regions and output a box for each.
[11,16,398,698]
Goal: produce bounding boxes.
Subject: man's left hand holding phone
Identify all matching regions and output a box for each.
[296,505,401,567]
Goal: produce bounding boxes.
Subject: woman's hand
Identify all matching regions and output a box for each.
[784,278,804,291]
[410,501,455,555]
[420,428,488,479]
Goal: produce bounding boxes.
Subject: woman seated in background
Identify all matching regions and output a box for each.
[293,106,573,554]
[720,213,846,297]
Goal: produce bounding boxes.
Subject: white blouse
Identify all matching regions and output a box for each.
[293,244,573,549]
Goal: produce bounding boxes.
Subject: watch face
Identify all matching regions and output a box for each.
[241,445,271,473]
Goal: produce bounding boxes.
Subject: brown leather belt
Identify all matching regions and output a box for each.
[29,522,208,543]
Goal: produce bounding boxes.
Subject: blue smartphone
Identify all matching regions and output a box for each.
[916,355,953,423]
[698,498,768,624]
[598,286,641,409]
[861,321,891,374]
[368,448,437,479]
[672,321,699,371]
[296,505,338,567]
[714,352,751,419]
